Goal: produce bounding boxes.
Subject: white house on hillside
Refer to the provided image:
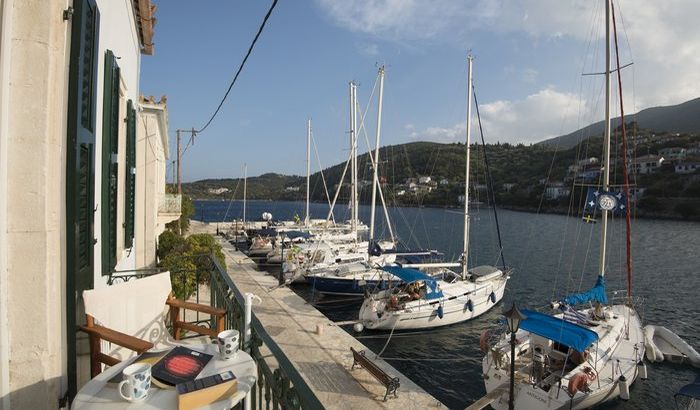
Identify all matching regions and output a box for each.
[631,155,665,174]
[0,1,176,407]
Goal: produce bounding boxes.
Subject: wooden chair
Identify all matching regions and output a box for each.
[79,272,226,377]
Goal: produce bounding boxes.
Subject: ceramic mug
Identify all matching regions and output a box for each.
[217,329,240,360]
[118,362,151,402]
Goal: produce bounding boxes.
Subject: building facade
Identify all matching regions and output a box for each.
[0,1,175,408]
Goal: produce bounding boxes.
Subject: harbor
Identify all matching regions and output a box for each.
[1,1,699,409]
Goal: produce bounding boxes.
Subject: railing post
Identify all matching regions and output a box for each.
[244,292,259,410]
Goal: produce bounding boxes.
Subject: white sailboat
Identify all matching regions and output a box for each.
[480,2,646,408]
[358,55,510,330]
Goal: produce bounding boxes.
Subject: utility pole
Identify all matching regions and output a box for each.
[176,129,182,235]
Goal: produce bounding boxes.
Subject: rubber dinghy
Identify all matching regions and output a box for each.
[644,325,700,368]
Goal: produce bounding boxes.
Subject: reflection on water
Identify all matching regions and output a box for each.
[195,200,700,409]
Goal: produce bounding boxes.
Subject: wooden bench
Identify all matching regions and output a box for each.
[350,347,400,401]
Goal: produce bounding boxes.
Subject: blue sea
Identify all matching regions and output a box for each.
[195,199,700,409]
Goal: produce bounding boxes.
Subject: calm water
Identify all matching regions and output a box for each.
[195,199,700,409]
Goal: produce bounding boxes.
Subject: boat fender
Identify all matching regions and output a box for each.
[567,372,589,396]
[479,330,490,353]
[489,292,496,304]
[618,375,629,400]
[437,305,444,319]
[637,360,647,380]
[466,299,474,312]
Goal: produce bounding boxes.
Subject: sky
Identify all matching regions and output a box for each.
[140,0,700,182]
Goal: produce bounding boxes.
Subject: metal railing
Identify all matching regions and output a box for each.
[108,254,323,409]
[158,193,182,214]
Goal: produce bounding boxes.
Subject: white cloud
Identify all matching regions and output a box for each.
[358,43,380,56]
[409,88,589,144]
[317,0,700,142]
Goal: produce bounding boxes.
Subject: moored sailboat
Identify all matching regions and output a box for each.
[358,55,510,330]
[480,2,646,408]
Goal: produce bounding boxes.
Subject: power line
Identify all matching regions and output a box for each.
[195,0,280,134]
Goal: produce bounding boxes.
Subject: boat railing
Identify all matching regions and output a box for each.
[108,253,323,409]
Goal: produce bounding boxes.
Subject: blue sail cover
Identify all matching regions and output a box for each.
[382,266,443,300]
[520,309,599,353]
[562,275,608,306]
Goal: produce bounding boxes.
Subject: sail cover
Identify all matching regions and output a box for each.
[562,275,608,306]
[382,266,443,300]
[284,230,312,240]
[520,309,599,353]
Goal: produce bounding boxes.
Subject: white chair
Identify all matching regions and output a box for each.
[79,272,226,377]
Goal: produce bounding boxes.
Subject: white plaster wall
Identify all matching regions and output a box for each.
[0,0,13,407]
[135,103,169,269]
[4,0,72,407]
[93,0,141,287]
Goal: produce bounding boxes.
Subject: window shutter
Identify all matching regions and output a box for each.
[124,99,136,247]
[101,50,119,274]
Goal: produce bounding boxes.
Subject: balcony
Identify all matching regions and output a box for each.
[105,255,321,408]
[158,193,181,225]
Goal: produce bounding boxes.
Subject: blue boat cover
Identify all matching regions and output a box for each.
[285,230,312,240]
[520,309,599,353]
[676,375,700,399]
[562,275,608,306]
[382,266,443,300]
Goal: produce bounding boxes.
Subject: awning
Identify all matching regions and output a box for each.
[520,309,599,353]
[562,275,608,306]
[382,266,443,300]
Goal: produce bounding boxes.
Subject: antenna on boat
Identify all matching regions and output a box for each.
[462,54,474,280]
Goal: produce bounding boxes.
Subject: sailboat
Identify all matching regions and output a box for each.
[480,2,646,408]
[358,56,510,330]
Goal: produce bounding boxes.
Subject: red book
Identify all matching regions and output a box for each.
[151,346,213,386]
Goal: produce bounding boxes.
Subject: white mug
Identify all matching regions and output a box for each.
[118,362,151,402]
[217,329,240,360]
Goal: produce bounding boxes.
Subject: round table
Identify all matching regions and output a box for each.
[72,343,257,409]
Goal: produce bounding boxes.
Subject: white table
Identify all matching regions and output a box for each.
[72,344,257,410]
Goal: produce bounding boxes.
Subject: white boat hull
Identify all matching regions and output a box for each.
[482,304,645,410]
[359,274,507,330]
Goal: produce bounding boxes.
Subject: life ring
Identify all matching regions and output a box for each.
[567,372,589,395]
[479,330,490,353]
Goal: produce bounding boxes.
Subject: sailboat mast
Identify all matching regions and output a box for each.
[462,55,474,279]
[349,82,358,238]
[370,66,385,241]
[305,119,311,226]
[243,163,247,224]
[599,0,612,278]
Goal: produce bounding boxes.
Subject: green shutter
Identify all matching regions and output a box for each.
[67,0,99,397]
[101,50,119,274]
[124,100,136,247]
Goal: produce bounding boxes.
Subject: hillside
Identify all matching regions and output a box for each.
[184,129,700,220]
[538,97,700,149]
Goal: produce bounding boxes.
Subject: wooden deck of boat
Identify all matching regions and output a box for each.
[217,236,446,409]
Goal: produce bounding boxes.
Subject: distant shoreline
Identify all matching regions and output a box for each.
[192,198,700,223]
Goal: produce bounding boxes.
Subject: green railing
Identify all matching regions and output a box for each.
[208,256,323,410]
[109,255,323,409]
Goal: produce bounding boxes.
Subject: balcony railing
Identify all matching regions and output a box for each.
[108,254,322,409]
[158,193,181,215]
